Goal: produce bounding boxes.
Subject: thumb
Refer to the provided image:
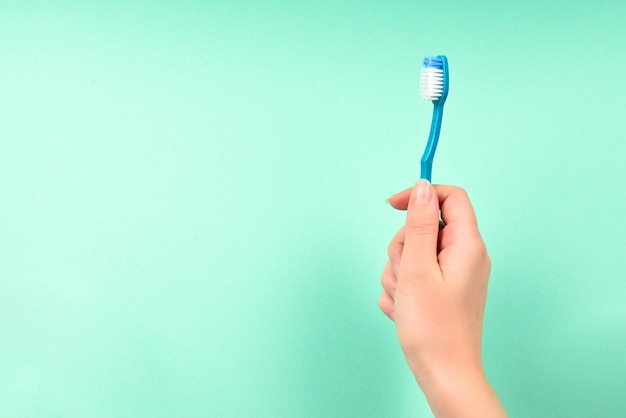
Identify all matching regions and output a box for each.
[400,180,440,277]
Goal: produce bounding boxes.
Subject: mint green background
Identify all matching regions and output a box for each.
[1,1,625,417]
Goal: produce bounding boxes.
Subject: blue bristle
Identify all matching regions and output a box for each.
[423,56,443,69]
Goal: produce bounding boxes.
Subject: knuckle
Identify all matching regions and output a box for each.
[474,240,488,258]
[377,294,385,311]
[466,239,488,260]
[448,185,472,204]
[380,273,396,295]
[465,239,492,272]
[387,243,394,259]
[387,228,405,261]
[378,293,395,321]
[451,185,469,197]
[387,243,402,263]
[378,293,390,312]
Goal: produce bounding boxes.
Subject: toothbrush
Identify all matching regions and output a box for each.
[419,55,449,182]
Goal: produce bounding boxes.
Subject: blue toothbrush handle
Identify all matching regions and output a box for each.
[420,103,444,182]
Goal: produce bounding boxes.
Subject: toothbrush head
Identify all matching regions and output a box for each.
[420,55,449,105]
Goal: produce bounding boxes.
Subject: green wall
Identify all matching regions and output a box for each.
[1,1,625,416]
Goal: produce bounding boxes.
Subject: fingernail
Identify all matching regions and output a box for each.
[414,179,432,206]
[385,198,391,205]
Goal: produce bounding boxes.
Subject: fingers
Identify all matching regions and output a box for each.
[436,186,479,235]
[381,260,397,298]
[380,260,397,321]
[399,180,441,279]
[387,185,480,236]
[382,183,483,322]
[387,227,405,275]
[378,291,395,321]
[387,187,412,210]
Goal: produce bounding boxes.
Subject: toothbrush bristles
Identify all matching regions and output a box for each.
[420,68,444,101]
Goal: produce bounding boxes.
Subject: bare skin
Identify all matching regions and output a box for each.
[379,180,507,418]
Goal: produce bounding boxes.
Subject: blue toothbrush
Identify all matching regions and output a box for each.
[419,55,449,182]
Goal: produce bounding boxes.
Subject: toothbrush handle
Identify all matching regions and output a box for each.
[420,103,444,182]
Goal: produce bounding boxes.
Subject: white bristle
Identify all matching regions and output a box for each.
[420,68,444,101]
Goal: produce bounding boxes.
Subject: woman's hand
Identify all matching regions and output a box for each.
[379,180,506,417]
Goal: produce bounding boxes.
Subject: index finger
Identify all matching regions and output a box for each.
[436,186,478,232]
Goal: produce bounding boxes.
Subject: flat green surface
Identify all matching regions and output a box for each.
[1,1,625,416]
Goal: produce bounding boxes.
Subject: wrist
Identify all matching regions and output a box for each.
[414,361,506,418]
[415,357,486,398]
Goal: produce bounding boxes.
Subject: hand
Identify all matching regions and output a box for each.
[379,181,506,417]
